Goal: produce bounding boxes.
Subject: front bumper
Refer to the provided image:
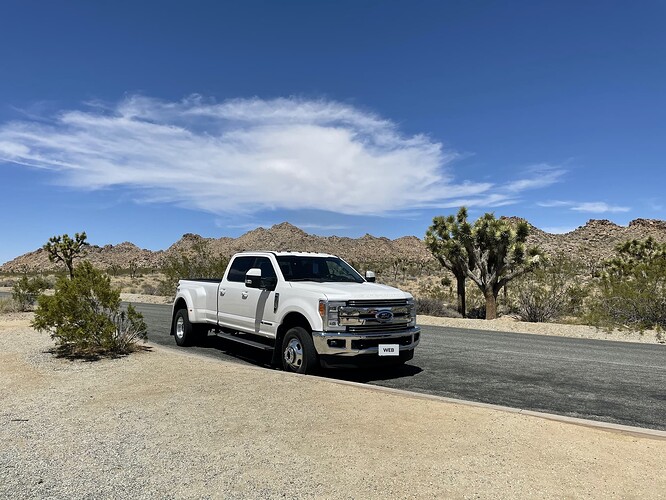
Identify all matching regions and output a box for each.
[311,326,420,356]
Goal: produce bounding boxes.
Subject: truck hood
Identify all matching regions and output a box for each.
[287,281,412,301]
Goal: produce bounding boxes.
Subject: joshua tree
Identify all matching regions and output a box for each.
[425,207,474,317]
[43,232,89,278]
[427,208,541,319]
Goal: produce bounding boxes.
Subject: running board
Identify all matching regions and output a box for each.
[214,332,274,351]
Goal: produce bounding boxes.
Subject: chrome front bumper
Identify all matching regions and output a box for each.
[312,327,420,356]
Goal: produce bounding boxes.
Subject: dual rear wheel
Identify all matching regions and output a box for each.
[172,309,208,347]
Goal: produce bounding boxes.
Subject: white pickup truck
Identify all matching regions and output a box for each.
[171,251,420,373]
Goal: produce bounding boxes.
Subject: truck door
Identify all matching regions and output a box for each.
[218,255,255,331]
[242,256,279,337]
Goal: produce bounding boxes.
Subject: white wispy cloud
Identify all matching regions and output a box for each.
[503,164,566,193]
[538,200,631,213]
[0,94,561,217]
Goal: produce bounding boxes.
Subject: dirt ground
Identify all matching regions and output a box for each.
[1,314,665,499]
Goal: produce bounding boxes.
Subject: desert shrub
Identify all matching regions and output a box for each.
[415,297,461,318]
[141,282,159,295]
[511,255,589,323]
[586,239,666,331]
[111,306,148,353]
[0,296,20,313]
[12,275,50,311]
[465,304,487,319]
[32,261,147,357]
[0,277,16,287]
[158,240,229,295]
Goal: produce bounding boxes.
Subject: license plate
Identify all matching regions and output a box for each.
[378,344,399,356]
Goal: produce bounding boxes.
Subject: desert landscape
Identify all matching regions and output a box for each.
[2,313,665,499]
[2,218,665,344]
[1,217,665,498]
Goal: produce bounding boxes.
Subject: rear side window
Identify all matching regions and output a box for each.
[226,256,256,282]
[226,256,277,283]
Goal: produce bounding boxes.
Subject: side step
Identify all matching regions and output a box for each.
[213,331,274,351]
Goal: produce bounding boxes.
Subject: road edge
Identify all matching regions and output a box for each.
[317,375,666,440]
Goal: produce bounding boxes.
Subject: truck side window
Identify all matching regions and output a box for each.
[226,256,256,282]
[254,257,277,279]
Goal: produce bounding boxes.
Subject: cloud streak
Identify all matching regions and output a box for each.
[538,200,631,213]
[0,95,563,217]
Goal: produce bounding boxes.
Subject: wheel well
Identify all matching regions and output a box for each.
[173,298,187,313]
[171,298,188,335]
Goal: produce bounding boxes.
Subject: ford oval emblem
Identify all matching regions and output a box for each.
[375,310,393,322]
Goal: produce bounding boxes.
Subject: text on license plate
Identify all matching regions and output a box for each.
[378,344,399,356]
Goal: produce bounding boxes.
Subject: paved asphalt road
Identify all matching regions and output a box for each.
[131,302,666,431]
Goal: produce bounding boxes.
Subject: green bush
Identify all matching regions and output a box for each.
[12,275,50,311]
[511,255,589,323]
[415,297,461,318]
[586,238,666,331]
[32,261,147,356]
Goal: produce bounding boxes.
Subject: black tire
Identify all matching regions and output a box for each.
[172,309,194,347]
[281,327,319,374]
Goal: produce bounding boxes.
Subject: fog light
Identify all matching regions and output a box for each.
[327,339,346,348]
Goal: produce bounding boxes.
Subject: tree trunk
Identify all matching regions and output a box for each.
[484,288,498,320]
[456,273,466,318]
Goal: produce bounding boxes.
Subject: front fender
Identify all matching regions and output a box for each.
[276,294,324,331]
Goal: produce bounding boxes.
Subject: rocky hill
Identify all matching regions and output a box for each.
[2,219,666,274]
[501,217,666,262]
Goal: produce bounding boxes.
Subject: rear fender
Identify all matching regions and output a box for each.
[171,289,203,327]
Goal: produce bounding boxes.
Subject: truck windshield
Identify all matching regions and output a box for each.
[276,256,365,283]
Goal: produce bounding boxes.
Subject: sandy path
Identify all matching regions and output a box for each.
[1,319,665,499]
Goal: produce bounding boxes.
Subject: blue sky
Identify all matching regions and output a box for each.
[1,0,664,264]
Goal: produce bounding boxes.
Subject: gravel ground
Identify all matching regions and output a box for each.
[2,318,665,499]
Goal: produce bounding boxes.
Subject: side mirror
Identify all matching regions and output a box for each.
[245,268,262,288]
[365,271,376,283]
[245,268,278,291]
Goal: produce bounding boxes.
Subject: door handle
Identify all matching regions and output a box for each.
[219,289,226,296]
[241,291,248,299]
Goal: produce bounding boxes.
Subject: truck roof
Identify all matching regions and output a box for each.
[234,250,338,258]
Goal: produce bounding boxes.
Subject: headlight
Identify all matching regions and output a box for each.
[407,298,416,326]
[319,300,346,332]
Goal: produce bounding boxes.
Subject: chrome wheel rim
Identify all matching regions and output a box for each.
[283,338,303,370]
[175,317,185,340]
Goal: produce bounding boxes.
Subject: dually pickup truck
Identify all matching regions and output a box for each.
[171,251,420,373]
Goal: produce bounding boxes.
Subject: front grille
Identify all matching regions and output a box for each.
[351,335,413,350]
[346,323,411,333]
[347,299,409,308]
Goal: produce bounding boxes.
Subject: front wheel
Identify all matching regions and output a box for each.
[281,327,319,374]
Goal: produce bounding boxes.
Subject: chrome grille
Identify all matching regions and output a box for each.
[347,299,409,308]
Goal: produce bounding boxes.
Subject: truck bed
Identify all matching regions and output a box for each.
[179,278,222,283]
